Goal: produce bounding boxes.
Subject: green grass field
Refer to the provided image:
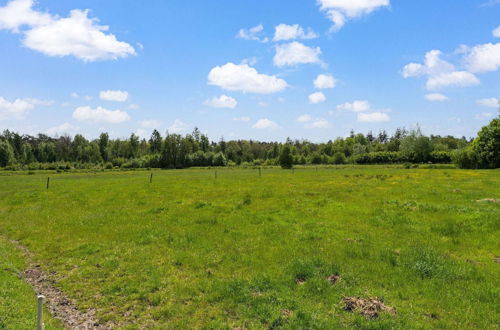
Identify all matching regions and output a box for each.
[0,167,499,329]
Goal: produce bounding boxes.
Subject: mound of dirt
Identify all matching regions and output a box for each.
[326,275,341,285]
[343,297,395,319]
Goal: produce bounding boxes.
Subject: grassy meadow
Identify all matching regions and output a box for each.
[0,166,499,329]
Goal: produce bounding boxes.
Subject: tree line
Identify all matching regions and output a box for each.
[0,118,498,170]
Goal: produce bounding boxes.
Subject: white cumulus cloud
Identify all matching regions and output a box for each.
[252,118,279,130]
[426,71,479,90]
[318,0,390,32]
[0,96,50,120]
[337,100,370,112]
[273,41,321,67]
[425,93,448,102]
[99,90,129,102]
[237,24,268,43]
[0,0,51,32]
[309,91,326,104]
[357,112,390,122]
[139,119,162,128]
[305,118,330,129]
[46,122,79,136]
[296,114,312,122]
[314,74,337,89]
[0,0,136,61]
[463,42,500,73]
[476,98,499,108]
[273,24,318,41]
[168,119,188,134]
[208,63,287,94]
[134,128,149,139]
[72,106,130,123]
[402,50,479,90]
[493,26,500,37]
[204,95,238,109]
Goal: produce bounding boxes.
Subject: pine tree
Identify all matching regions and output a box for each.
[279,145,293,169]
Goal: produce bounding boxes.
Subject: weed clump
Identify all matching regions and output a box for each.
[343,297,395,319]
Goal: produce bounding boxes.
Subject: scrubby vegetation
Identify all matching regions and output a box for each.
[1,117,498,171]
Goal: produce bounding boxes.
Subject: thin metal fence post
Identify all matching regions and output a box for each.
[37,295,45,330]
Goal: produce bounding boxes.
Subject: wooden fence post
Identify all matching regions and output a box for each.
[46,177,50,190]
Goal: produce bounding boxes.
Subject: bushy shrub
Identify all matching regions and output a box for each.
[212,152,227,166]
[354,152,402,164]
[0,140,15,167]
[332,152,347,164]
[472,118,499,169]
[452,147,478,169]
[112,157,127,167]
[122,159,142,169]
[429,151,452,163]
[309,152,323,165]
[142,154,161,168]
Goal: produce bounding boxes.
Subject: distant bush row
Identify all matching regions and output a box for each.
[1,117,498,170]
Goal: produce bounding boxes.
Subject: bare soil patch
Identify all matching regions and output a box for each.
[343,297,395,319]
[11,240,107,329]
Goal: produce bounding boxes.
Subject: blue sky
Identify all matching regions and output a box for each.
[0,0,499,141]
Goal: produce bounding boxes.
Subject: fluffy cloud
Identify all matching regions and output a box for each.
[318,0,390,31]
[204,95,238,109]
[0,0,136,61]
[237,24,268,43]
[463,43,500,73]
[337,100,390,122]
[72,106,130,123]
[357,112,390,122]
[305,118,330,129]
[296,114,312,122]
[273,42,321,67]
[314,74,337,89]
[139,119,162,128]
[426,71,479,90]
[252,118,279,130]
[273,24,317,41]
[208,63,287,94]
[0,96,50,120]
[476,98,499,108]
[168,119,188,134]
[309,91,326,104]
[337,100,370,112]
[425,93,448,102]
[0,0,51,32]
[134,128,149,139]
[402,50,479,90]
[402,50,454,78]
[46,122,79,136]
[100,90,129,102]
[494,26,500,37]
